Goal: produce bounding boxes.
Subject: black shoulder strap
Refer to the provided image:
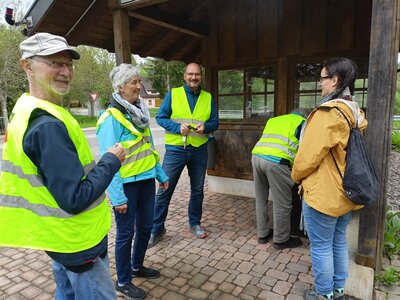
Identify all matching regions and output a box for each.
[332,106,354,129]
[324,106,354,179]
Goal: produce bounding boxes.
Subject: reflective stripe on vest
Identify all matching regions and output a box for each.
[165,87,211,147]
[252,114,305,165]
[97,107,159,177]
[0,94,111,253]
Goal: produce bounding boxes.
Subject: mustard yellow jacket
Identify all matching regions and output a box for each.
[291,100,367,217]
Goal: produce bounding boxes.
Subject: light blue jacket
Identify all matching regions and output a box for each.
[97,111,168,206]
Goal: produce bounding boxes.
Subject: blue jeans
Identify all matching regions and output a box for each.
[152,146,208,234]
[52,255,116,300]
[302,200,352,295]
[115,179,155,284]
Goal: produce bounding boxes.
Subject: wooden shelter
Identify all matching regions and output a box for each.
[22,0,399,270]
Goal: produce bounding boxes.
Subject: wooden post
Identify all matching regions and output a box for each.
[276,57,288,116]
[112,8,132,65]
[356,0,399,270]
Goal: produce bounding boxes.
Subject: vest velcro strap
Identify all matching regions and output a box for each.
[0,159,43,187]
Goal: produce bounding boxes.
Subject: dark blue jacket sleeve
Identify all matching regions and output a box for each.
[23,113,121,214]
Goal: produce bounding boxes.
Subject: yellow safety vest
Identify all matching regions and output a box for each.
[97,107,159,177]
[252,114,305,166]
[165,87,212,147]
[0,93,111,253]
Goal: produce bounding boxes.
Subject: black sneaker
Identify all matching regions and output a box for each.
[115,281,146,300]
[132,267,160,279]
[273,237,303,250]
[258,230,273,244]
[147,228,166,248]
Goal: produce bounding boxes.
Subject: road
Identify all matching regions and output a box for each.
[0,118,166,163]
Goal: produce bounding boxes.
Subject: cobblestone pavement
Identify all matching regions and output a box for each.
[0,170,314,300]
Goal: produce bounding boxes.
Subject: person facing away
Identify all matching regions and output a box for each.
[148,62,219,248]
[0,32,126,300]
[251,110,306,250]
[96,63,169,300]
[291,58,367,300]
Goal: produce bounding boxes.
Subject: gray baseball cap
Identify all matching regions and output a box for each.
[20,32,80,60]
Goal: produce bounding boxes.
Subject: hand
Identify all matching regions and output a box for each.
[107,143,125,163]
[114,203,128,214]
[159,181,169,190]
[195,123,205,134]
[180,124,191,136]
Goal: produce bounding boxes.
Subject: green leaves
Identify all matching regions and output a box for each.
[375,267,400,286]
[392,131,400,153]
[384,210,400,259]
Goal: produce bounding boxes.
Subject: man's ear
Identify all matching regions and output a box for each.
[20,58,34,75]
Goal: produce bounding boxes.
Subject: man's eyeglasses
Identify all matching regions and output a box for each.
[185,72,201,77]
[319,75,332,83]
[32,57,74,70]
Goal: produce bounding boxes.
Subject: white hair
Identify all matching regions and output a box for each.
[109,63,140,93]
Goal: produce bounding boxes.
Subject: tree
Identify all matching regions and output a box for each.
[0,25,28,130]
[142,58,185,98]
[65,46,125,116]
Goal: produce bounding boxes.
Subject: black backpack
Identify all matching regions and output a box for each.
[329,106,379,205]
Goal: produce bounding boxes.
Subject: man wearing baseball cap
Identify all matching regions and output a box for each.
[0,32,126,299]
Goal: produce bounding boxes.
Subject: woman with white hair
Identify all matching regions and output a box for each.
[97,63,169,300]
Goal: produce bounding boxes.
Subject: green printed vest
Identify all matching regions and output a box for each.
[165,87,211,147]
[97,107,159,177]
[0,93,111,253]
[252,114,305,166]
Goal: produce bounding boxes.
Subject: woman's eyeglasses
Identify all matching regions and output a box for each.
[319,76,332,83]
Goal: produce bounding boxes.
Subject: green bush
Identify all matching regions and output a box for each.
[393,131,400,152]
[384,209,400,259]
[375,267,400,286]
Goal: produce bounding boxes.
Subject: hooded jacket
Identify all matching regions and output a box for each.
[291,99,368,217]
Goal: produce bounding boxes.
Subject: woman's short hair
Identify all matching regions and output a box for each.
[323,58,358,95]
[109,63,140,93]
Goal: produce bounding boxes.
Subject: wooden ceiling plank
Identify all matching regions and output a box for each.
[128,6,208,38]
[66,0,110,45]
[162,37,197,61]
[135,28,170,54]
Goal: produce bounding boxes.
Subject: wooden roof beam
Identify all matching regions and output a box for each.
[120,0,170,9]
[66,0,110,45]
[128,6,208,38]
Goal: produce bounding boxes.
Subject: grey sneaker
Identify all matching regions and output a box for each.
[147,228,166,249]
[303,289,332,299]
[334,289,345,300]
[189,225,207,238]
[115,281,146,300]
